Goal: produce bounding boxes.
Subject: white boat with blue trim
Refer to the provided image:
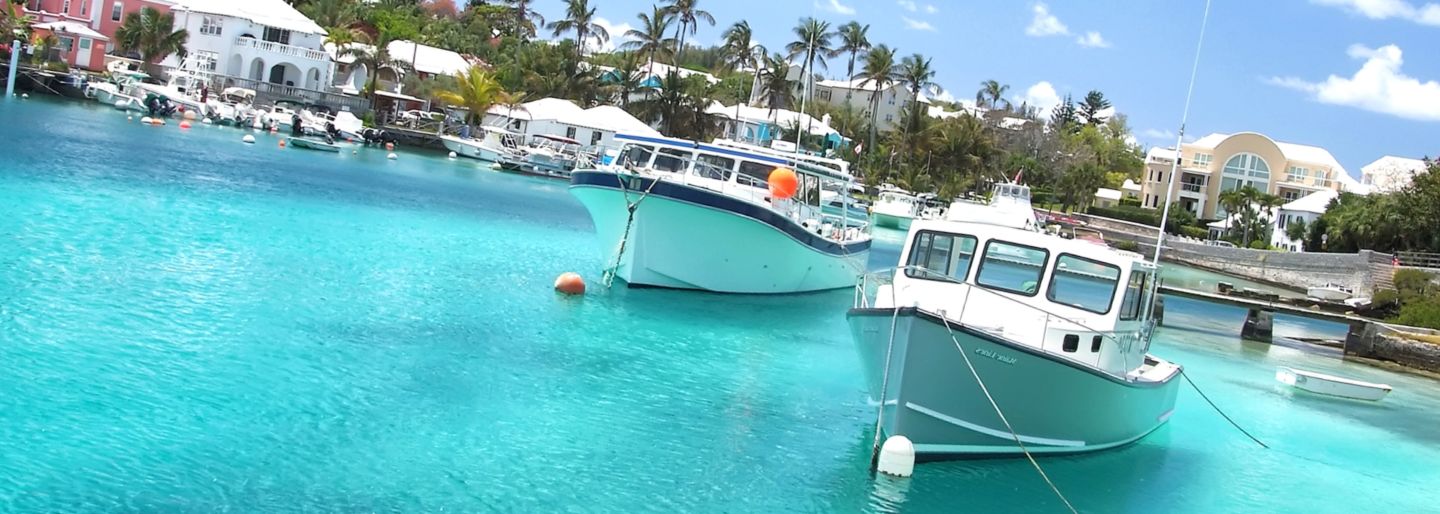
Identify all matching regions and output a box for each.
[872,186,919,230]
[568,134,871,294]
[849,212,1181,459]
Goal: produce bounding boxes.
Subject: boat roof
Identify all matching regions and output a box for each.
[534,134,582,144]
[616,133,855,182]
[709,138,852,175]
[909,217,1153,271]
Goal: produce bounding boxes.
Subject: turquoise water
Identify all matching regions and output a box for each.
[3,98,1438,513]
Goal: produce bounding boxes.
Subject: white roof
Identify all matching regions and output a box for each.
[1280,189,1338,214]
[1121,179,1142,192]
[33,21,108,41]
[1146,147,1179,162]
[328,41,470,77]
[1363,155,1426,174]
[484,98,660,137]
[707,103,838,137]
[171,0,325,35]
[596,62,718,85]
[1094,188,1122,201]
[1189,132,1349,176]
[574,105,662,137]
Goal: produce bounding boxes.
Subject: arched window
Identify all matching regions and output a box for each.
[1220,153,1269,193]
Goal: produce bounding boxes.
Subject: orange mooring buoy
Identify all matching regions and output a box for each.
[768,167,798,199]
[554,272,586,295]
[179,121,192,129]
[279,139,287,148]
[385,142,396,151]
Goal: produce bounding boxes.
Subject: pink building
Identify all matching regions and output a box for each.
[30,21,109,71]
[22,0,175,69]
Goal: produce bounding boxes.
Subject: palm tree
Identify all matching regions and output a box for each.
[436,66,516,125]
[719,21,765,73]
[853,44,898,150]
[898,53,938,133]
[500,0,545,39]
[835,22,871,106]
[631,72,718,140]
[975,80,1010,111]
[342,39,410,100]
[114,7,189,73]
[300,0,357,29]
[786,18,835,142]
[756,53,795,127]
[610,57,648,107]
[324,25,369,49]
[546,0,608,61]
[661,0,715,67]
[622,7,676,75]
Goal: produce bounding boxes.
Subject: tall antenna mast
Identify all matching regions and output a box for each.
[1152,0,1213,264]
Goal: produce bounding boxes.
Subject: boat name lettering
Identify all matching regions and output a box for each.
[974,347,1016,365]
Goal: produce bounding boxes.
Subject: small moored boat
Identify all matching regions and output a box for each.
[1306,283,1354,302]
[872,186,919,230]
[288,137,342,153]
[1275,367,1391,401]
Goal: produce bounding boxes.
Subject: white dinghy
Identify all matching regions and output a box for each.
[1275,367,1392,401]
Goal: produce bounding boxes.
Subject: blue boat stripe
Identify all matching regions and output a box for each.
[570,171,871,257]
[614,134,790,165]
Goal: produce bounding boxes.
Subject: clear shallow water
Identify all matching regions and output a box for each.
[2,98,1438,513]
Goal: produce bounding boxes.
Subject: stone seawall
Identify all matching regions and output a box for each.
[1347,324,1440,373]
[1073,214,1385,295]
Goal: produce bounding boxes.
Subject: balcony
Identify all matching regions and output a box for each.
[235,37,328,63]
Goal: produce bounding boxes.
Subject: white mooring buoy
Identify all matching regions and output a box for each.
[387,152,398,160]
[242,134,256,144]
[877,436,915,478]
[448,151,457,159]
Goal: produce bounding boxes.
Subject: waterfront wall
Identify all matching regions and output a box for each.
[1347,324,1440,373]
[1073,214,1390,295]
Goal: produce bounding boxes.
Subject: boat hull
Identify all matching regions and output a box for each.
[848,307,1181,458]
[1275,367,1390,401]
[873,211,913,230]
[569,171,870,294]
[1306,287,1352,302]
[288,138,342,152]
[441,136,509,162]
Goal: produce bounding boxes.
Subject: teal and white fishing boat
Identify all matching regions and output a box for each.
[871,185,918,230]
[849,212,1181,459]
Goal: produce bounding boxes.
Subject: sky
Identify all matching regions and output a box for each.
[517,0,1439,179]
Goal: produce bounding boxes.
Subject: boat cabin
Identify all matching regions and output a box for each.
[880,218,1157,377]
[605,133,864,232]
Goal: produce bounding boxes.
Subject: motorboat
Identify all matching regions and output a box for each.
[1275,367,1391,401]
[872,185,919,230]
[568,133,872,294]
[288,137,343,153]
[948,181,1042,230]
[89,71,149,113]
[821,188,870,225]
[1306,283,1354,302]
[848,213,1181,459]
[135,63,208,116]
[525,134,586,176]
[206,87,256,126]
[441,125,527,162]
[918,193,947,220]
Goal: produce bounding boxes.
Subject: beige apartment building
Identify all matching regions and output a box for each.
[1139,132,1358,219]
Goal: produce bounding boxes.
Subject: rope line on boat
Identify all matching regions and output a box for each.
[868,278,904,472]
[602,172,663,288]
[1180,370,1269,449]
[938,314,1079,514]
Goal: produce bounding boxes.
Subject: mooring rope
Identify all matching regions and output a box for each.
[937,314,1078,514]
[1180,369,1269,449]
[601,172,663,288]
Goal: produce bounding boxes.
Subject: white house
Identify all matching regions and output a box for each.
[809,78,929,132]
[329,40,471,96]
[1360,156,1428,193]
[480,97,660,148]
[1270,189,1337,251]
[162,0,331,90]
[705,102,845,151]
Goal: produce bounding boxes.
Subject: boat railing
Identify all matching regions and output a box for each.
[856,266,1147,378]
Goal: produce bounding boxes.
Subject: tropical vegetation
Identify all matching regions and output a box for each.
[114,7,189,73]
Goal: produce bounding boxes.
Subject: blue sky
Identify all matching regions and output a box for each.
[521,0,1440,178]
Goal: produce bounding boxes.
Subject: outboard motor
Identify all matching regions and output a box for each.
[291,114,304,136]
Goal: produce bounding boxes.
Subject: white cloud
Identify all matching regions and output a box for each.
[903,17,936,31]
[925,4,939,14]
[1014,81,1062,118]
[1142,128,1176,141]
[1266,44,1440,121]
[1076,31,1111,48]
[589,17,634,53]
[1025,3,1070,37]
[897,0,917,12]
[1310,0,1440,25]
[816,0,857,16]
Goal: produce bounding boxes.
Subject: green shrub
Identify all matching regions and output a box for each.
[1180,226,1208,239]
[1372,288,1400,307]
[361,111,375,128]
[1087,205,1197,236]
[1247,240,1270,250]
[1393,269,1436,297]
[1119,197,1142,208]
[1113,240,1139,252]
[1395,296,1440,330]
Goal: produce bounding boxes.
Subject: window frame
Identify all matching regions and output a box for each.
[200,15,223,37]
[903,230,978,284]
[1118,270,1150,321]
[652,147,693,174]
[1045,253,1122,315]
[975,239,1051,297]
[111,2,122,21]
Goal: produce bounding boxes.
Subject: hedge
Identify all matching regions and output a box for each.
[1087,205,1201,236]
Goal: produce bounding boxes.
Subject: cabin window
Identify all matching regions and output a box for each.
[565,126,577,139]
[1046,254,1121,314]
[590,131,602,146]
[620,144,655,169]
[652,148,692,174]
[1062,334,1078,353]
[694,154,735,181]
[904,231,977,283]
[737,160,773,188]
[1118,270,1150,320]
[976,240,1049,297]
